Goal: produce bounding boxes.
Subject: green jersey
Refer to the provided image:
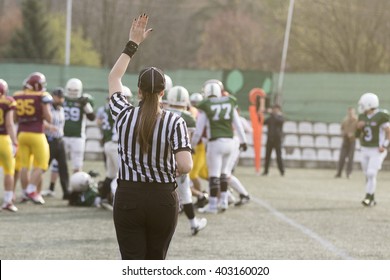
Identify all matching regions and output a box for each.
[64,94,94,137]
[97,104,116,143]
[197,96,237,139]
[358,109,390,147]
[166,108,196,129]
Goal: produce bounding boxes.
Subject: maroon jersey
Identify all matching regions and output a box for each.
[14,90,52,133]
[0,95,16,135]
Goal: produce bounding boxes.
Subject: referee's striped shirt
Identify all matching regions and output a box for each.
[109,92,192,183]
[45,103,65,140]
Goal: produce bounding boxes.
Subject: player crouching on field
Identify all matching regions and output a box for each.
[68,171,102,208]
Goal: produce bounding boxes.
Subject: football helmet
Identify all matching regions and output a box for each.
[23,72,47,92]
[203,79,224,92]
[0,79,8,96]
[190,92,203,106]
[122,86,133,99]
[69,171,93,192]
[358,92,379,114]
[167,86,190,107]
[66,78,83,99]
[204,82,222,98]
[164,74,173,93]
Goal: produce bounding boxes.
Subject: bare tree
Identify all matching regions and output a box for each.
[288,0,390,72]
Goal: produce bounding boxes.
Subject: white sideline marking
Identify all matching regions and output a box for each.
[251,196,354,260]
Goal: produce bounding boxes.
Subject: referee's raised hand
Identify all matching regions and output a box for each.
[129,13,153,45]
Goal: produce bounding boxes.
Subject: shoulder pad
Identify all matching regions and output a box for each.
[42,92,53,103]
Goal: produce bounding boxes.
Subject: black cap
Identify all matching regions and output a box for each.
[138,67,165,94]
[52,87,64,97]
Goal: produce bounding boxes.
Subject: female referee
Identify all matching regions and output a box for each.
[108,14,193,260]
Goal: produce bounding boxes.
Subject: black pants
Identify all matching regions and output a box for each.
[113,180,178,260]
[264,138,284,174]
[47,138,69,196]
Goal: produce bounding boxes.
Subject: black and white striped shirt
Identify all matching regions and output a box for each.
[45,104,65,140]
[109,92,191,183]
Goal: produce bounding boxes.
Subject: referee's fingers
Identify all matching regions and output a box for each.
[144,28,153,39]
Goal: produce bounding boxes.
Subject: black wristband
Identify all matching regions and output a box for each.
[122,40,138,58]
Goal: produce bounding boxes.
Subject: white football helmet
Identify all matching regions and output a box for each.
[164,74,173,93]
[190,92,203,106]
[69,172,92,192]
[122,86,133,101]
[0,79,8,96]
[358,92,379,114]
[204,82,222,98]
[203,79,224,92]
[167,86,190,107]
[66,78,83,99]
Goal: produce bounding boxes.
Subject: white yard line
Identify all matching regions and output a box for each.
[251,196,354,260]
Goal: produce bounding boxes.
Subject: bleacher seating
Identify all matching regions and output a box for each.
[315,135,330,148]
[317,149,333,161]
[313,122,328,135]
[298,121,313,135]
[328,123,341,135]
[284,121,298,134]
[86,127,102,140]
[284,134,299,147]
[330,136,343,149]
[284,147,302,161]
[300,135,315,148]
[301,148,317,160]
[85,139,103,153]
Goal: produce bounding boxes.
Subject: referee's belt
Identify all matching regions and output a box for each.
[47,136,63,142]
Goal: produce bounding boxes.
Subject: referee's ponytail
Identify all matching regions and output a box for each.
[137,90,160,154]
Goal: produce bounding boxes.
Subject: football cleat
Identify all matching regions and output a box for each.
[41,189,55,197]
[218,199,229,212]
[191,217,207,236]
[198,204,218,214]
[27,192,45,205]
[19,193,30,203]
[235,194,250,206]
[195,193,209,208]
[2,203,18,212]
[361,194,376,207]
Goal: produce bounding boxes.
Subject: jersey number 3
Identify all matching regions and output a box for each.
[210,103,232,121]
[363,126,373,142]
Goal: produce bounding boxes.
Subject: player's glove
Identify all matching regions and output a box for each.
[78,96,89,107]
[239,143,247,152]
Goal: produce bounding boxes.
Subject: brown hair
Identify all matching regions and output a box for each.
[137,90,160,154]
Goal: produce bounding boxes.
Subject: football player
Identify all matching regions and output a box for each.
[96,86,132,206]
[166,85,207,235]
[188,92,209,207]
[0,79,18,211]
[14,72,52,204]
[356,93,390,207]
[192,80,247,213]
[63,78,96,173]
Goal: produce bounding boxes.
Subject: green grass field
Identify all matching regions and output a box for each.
[1,161,390,260]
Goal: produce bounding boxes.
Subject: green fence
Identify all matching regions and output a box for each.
[1,63,389,123]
